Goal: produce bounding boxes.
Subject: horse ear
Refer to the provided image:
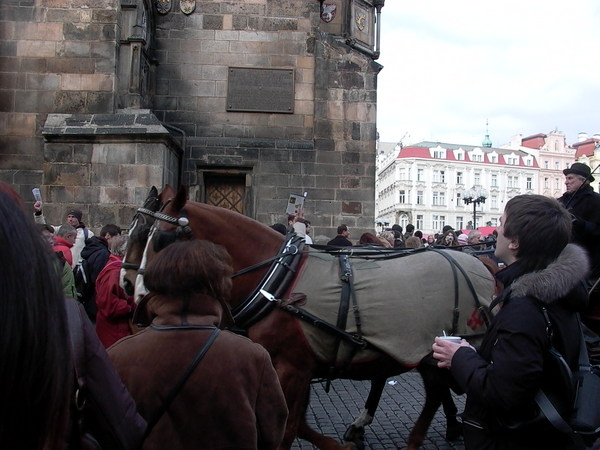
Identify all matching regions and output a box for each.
[149,186,158,197]
[173,185,188,211]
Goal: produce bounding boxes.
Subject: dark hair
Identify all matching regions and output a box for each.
[270,223,287,235]
[38,223,55,234]
[0,185,70,449]
[145,240,233,301]
[406,224,415,233]
[503,195,571,272]
[391,224,403,233]
[414,230,423,239]
[337,224,348,234]
[100,223,121,237]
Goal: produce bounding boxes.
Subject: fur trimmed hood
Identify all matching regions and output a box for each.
[510,244,589,305]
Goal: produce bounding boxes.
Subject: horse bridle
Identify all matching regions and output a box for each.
[121,204,161,272]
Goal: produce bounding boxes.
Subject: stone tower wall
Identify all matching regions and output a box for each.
[1,0,381,240]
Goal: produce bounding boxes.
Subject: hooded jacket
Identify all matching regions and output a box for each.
[108,292,288,450]
[53,236,74,267]
[81,236,110,283]
[451,244,589,449]
[95,254,135,348]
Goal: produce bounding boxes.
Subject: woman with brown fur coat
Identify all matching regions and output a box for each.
[108,240,288,450]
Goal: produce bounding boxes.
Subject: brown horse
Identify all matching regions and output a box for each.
[123,185,496,449]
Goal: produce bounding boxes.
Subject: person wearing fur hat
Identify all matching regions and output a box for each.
[558,162,600,335]
[33,201,94,268]
[433,195,589,449]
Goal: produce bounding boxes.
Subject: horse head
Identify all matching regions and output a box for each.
[134,184,284,307]
[121,185,175,296]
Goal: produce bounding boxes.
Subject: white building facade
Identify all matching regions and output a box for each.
[376,141,539,235]
[503,131,576,197]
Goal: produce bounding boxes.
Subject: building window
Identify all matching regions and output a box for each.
[526,177,532,190]
[433,192,439,206]
[417,168,424,181]
[555,161,559,170]
[491,195,498,209]
[416,215,423,230]
[544,177,549,189]
[456,216,464,230]
[433,170,445,183]
[399,190,406,204]
[491,173,498,187]
[399,168,406,180]
[433,150,444,158]
[508,176,515,188]
[555,178,560,190]
[432,215,446,232]
[474,172,481,185]
[490,154,498,163]
[456,193,462,206]
[417,190,423,205]
[457,171,463,184]
[544,160,549,169]
[456,152,464,161]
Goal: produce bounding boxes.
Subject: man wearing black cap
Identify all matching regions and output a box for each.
[33,202,94,268]
[558,162,600,334]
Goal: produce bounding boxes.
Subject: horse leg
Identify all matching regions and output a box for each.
[343,377,386,449]
[297,386,357,450]
[407,363,452,450]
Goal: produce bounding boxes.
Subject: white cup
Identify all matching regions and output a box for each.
[436,336,462,344]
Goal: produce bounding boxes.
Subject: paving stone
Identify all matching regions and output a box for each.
[292,372,466,450]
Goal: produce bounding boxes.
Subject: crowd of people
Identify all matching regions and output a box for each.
[3,159,600,449]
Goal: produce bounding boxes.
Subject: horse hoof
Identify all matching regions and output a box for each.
[445,422,463,441]
[343,425,365,450]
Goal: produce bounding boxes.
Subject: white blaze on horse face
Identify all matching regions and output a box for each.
[134,225,155,304]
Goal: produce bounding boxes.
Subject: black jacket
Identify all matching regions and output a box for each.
[326,235,352,247]
[451,244,589,449]
[558,184,600,278]
[81,236,110,283]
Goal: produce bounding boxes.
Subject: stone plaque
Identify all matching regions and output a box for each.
[227,67,294,114]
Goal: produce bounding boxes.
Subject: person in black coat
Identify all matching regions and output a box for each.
[327,224,352,247]
[558,162,600,335]
[433,195,588,449]
[79,224,122,321]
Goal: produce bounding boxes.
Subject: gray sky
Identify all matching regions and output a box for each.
[376,0,600,148]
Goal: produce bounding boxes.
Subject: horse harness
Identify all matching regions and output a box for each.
[128,203,492,380]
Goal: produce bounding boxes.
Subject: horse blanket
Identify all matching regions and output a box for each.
[285,248,495,366]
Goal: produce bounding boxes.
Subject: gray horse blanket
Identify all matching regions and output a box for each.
[284,248,495,366]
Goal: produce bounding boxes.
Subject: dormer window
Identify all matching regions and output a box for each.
[431,146,446,159]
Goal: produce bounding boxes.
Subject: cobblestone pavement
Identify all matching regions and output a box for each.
[292,370,466,450]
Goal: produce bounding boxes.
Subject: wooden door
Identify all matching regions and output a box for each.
[204,174,245,214]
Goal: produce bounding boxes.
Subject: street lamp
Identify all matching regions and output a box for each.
[462,187,488,230]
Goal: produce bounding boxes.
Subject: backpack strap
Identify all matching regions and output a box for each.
[143,327,220,440]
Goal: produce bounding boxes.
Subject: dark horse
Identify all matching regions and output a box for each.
[122,186,495,449]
